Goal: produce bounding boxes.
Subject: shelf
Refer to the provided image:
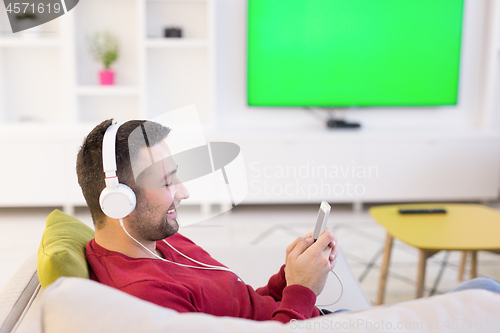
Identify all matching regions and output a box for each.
[0,37,60,47]
[76,86,140,96]
[145,0,209,39]
[145,38,209,49]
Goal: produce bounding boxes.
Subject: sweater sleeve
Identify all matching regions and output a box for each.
[255,264,287,301]
[271,284,320,323]
[122,280,198,313]
[255,265,320,323]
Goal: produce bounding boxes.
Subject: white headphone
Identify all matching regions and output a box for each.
[99,123,137,219]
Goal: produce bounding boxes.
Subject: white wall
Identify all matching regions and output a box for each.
[215,0,490,132]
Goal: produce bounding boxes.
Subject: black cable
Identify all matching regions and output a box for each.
[303,107,330,121]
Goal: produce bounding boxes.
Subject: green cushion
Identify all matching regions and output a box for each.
[37,209,95,288]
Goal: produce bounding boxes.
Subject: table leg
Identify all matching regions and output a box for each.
[458,251,467,281]
[377,232,394,305]
[470,251,477,279]
[416,250,429,299]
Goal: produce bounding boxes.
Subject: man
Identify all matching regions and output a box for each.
[76,119,338,323]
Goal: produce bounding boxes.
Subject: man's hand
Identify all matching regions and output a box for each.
[284,228,338,296]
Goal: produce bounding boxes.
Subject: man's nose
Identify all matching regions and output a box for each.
[173,182,190,201]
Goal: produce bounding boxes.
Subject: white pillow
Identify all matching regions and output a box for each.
[42,277,500,333]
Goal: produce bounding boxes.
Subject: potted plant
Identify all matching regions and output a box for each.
[87,32,120,85]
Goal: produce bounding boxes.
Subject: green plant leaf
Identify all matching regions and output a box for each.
[87,31,120,70]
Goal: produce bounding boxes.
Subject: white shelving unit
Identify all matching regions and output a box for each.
[0,37,60,47]
[0,0,215,211]
[142,0,215,122]
[0,0,215,126]
[75,86,141,96]
[145,38,210,48]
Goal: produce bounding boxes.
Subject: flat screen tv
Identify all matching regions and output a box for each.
[247,0,465,107]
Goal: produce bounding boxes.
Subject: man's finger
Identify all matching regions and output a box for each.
[329,257,337,270]
[328,234,338,249]
[288,238,314,259]
[286,237,304,255]
[310,228,334,253]
[321,242,335,261]
[286,231,317,256]
[329,247,338,262]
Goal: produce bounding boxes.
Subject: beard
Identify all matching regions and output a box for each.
[129,192,179,241]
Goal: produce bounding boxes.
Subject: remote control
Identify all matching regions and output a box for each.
[398,208,447,214]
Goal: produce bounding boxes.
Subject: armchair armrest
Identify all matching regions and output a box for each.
[0,253,41,333]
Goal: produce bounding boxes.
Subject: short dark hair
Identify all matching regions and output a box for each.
[76,119,170,229]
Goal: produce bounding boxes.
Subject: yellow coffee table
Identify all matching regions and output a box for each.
[370,203,500,305]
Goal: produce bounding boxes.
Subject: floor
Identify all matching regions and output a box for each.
[1,203,499,306]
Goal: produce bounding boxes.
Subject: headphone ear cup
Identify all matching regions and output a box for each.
[99,184,137,219]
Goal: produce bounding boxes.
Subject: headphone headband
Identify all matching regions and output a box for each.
[102,124,121,179]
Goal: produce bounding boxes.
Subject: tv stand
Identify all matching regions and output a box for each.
[326,119,361,129]
[304,107,362,129]
[235,129,500,205]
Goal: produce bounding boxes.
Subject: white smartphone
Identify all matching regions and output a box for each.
[313,201,331,240]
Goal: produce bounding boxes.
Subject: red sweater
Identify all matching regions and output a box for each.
[86,234,320,323]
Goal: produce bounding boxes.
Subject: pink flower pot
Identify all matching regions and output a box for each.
[99,70,115,85]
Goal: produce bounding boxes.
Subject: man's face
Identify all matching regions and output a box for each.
[128,141,189,241]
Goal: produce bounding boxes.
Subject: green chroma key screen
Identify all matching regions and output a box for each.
[247,0,464,107]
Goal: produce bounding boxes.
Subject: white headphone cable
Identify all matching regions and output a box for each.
[119,218,245,282]
[162,240,230,269]
[316,269,344,308]
[159,213,226,269]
